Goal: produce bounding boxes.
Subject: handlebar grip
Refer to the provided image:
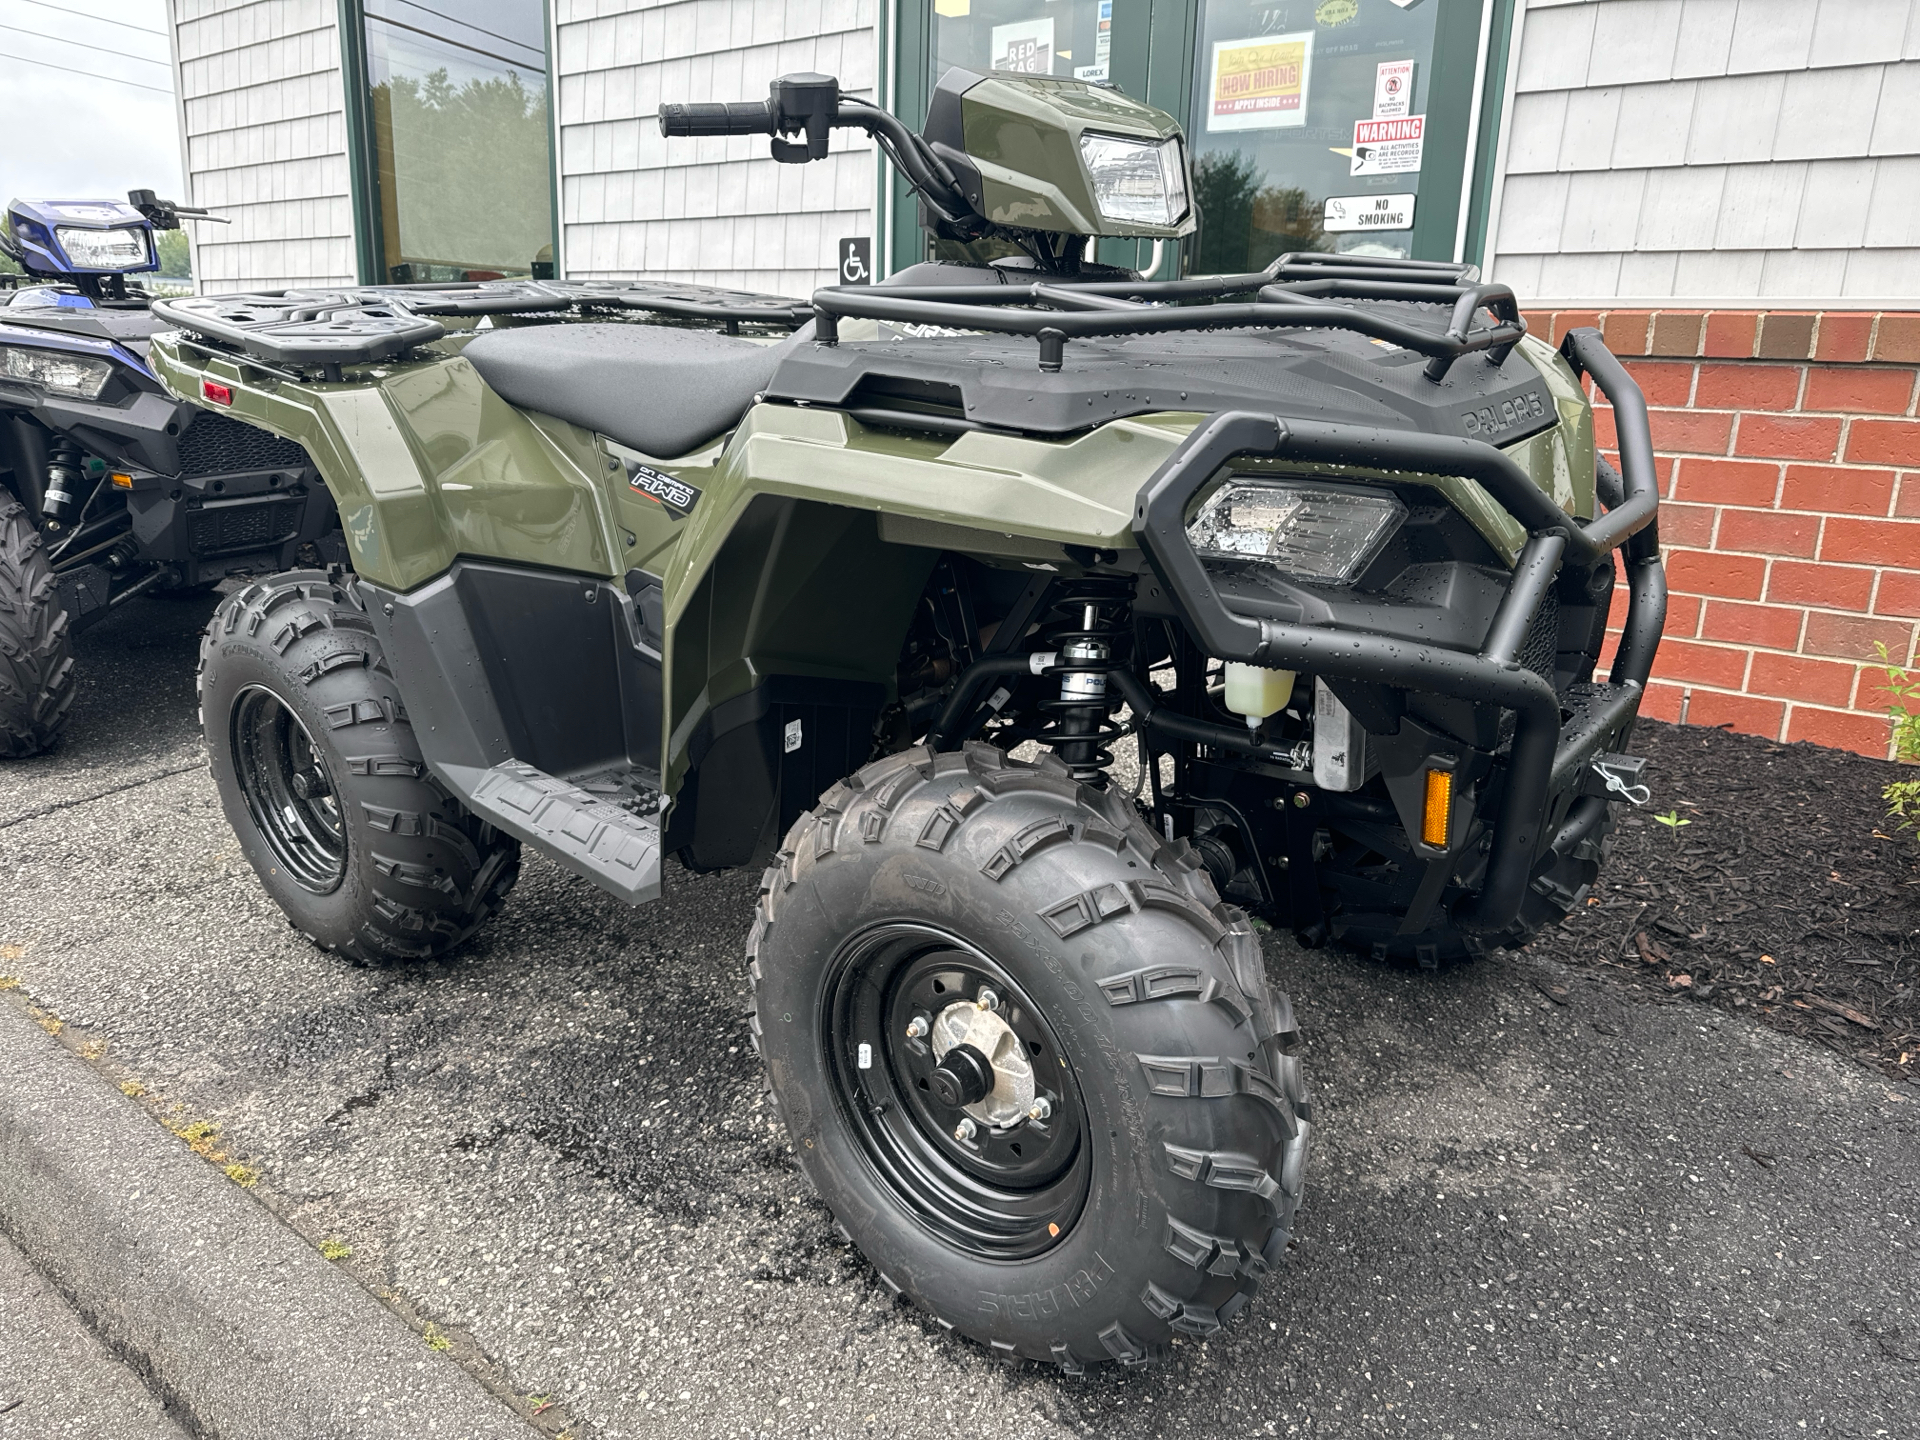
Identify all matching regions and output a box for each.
[658,101,776,137]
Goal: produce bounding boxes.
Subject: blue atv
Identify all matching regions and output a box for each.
[0,191,341,756]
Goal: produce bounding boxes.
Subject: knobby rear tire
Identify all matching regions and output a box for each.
[198,570,520,962]
[747,741,1312,1370]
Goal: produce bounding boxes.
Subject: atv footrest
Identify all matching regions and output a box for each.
[441,759,662,906]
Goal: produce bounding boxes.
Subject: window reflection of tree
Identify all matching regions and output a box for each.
[370,64,551,280]
[1192,151,1327,274]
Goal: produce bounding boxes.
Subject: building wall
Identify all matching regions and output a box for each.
[1541,306,1920,758]
[1487,0,1920,305]
[170,0,356,292]
[552,0,879,298]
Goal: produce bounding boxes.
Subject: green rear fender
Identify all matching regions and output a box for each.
[148,338,622,590]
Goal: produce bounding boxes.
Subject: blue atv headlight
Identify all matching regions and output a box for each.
[0,344,114,399]
[55,225,150,271]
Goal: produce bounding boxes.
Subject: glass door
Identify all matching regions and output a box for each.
[1187,0,1464,273]
[358,0,556,283]
[931,0,1117,84]
[924,0,1122,265]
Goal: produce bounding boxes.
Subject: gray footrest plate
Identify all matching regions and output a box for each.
[441,760,662,906]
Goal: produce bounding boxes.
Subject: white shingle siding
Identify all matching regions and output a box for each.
[169,0,355,292]
[553,0,879,297]
[1488,0,1920,303]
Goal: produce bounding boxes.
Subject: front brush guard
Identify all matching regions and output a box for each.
[1130,328,1666,934]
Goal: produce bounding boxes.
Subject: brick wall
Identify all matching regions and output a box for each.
[1525,307,1920,759]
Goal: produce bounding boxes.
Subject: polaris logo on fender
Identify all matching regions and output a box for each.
[626,462,701,517]
[1460,390,1549,438]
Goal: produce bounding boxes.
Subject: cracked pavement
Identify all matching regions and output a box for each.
[1,596,1916,1438]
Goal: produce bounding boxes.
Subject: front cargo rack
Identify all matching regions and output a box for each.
[811,252,1525,380]
[150,279,813,378]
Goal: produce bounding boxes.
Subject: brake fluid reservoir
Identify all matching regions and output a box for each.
[1223,662,1295,729]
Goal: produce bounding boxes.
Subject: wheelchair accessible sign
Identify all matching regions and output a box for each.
[838,236,871,285]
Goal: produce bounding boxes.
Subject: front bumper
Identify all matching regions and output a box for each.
[1130,328,1665,934]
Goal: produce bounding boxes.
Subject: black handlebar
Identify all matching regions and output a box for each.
[657,101,778,138]
[127,187,226,229]
[657,72,974,225]
[660,72,843,163]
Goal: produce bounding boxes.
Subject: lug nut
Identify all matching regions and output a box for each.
[953,1118,977,1143]
[1028,1097,1052,1122]
[904,1015,929,1039]
[976,987,1000,1012]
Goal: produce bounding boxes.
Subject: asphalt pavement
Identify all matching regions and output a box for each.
[0,1229,187,1439]
[0,595,1915,1438]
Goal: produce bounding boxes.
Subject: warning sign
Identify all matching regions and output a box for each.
[1350,114,1424,176]
[1206,32,1315,132]
[1373,60,1413,119]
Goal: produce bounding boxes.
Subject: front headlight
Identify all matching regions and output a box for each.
[1078,132,1188,227]
[54,225,149,270]
[1187,481,1405,585]
[0,344,115,399]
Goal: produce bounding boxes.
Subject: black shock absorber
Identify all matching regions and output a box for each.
[1037,579,1131,785]
[40,441,85,528]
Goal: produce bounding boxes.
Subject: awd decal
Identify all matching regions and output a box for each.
[626,462,701,517]
[1459,389,1549,438]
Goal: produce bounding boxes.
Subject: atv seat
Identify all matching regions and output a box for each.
[464,322,800,459]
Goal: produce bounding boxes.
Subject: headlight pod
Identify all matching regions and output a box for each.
[1078,132,1188,228]
[0,344,115,399]
[54,225,149,270]
[1187,480,1405,586]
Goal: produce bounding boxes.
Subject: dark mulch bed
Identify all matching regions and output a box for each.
[1526,718,1920,1083]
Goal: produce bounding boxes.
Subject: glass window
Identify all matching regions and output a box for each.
[924,0,1118,262]
[362,0,554,283]
[932,0,1115,85]
[1188,0,1442,273]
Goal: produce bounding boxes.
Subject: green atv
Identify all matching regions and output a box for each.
[149,69,1665,1369]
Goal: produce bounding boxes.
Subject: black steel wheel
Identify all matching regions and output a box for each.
[825,926,1091,1261]
[749,741,1310,1370]
[200,570,520,962]
[230,684,346,894]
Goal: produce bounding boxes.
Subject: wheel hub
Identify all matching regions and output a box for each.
[230,684,346,895]
[930,995,1035,1128]
[823,928,1090,1260]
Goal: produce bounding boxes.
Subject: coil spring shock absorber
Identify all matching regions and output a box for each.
[1038,579,1131,785]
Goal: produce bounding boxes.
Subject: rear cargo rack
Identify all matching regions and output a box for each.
[811,252,1525,381]
[151,279,811,378]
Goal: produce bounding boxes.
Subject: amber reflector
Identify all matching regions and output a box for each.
[110,472,133,488]
[1421,768,1452,848]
